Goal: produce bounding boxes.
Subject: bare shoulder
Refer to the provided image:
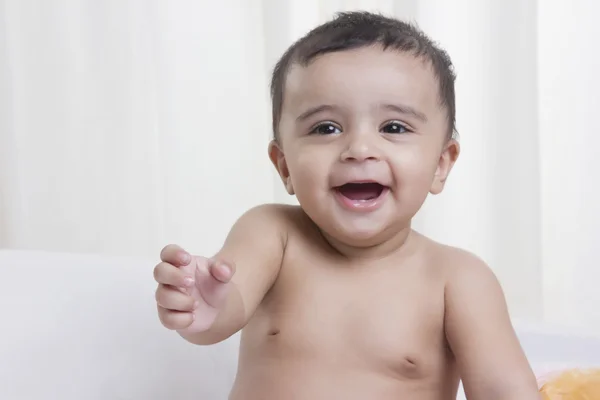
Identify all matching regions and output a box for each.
[422,239,507,319]
[419,238,540,399]
[231,203,302,236]
[437,244,509,324]
[216,203,306,264]
[238,202,300,221]
[454,253,496,282]
[417,235,498,286]
[249,203,321,235]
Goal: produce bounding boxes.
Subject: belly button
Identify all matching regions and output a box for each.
[268,328,280,336]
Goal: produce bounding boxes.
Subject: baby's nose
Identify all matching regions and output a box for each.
[340,135,381,162]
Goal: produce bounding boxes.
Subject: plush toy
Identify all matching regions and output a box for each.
[539,368,600,399]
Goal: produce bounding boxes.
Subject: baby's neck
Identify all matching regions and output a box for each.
[319,225,417,263]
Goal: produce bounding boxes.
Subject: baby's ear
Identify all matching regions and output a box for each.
[268,140,295,195]
[430,138,460,195]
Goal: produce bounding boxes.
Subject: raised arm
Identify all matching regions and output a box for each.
[160,204,288,345]
[444,252,540,400]
[203,204,288,338]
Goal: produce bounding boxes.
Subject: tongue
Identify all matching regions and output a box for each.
[338,183,382,201]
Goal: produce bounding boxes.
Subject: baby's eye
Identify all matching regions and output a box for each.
[310,122,341,135]
[381,121,408,134]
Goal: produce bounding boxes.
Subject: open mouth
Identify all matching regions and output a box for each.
[335,182,387,202]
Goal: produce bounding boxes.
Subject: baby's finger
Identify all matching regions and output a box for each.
[153,262,194,288]
[208,259,235,283]
[197,262,232,308]
[155,284,197,312]
[159,244,191,266]
[157,306,194,330]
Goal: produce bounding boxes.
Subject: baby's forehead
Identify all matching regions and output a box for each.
[283,47,441,113]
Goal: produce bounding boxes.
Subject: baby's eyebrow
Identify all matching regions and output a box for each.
[381,104,428,123]
[296,104,338,122]
[295,103,428,123]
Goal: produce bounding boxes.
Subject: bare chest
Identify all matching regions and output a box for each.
[246,256,449,379]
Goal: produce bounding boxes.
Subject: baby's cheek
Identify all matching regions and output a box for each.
[289,160,324,189]
[392,167,436,208]
[393,160,436,188]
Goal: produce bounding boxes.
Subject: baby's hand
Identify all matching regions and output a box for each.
[153,244,235,333]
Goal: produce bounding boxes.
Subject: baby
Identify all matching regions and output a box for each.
[153,11,540,400]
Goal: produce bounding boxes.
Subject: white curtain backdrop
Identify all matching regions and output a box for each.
[1,0,598,333]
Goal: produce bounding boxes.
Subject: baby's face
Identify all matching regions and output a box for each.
[270,46,458,247]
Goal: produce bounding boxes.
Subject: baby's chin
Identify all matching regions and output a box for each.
[317,219,408,252]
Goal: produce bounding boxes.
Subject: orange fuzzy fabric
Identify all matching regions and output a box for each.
[539,368,600,399]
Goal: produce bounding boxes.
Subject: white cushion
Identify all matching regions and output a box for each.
[0,250,239,400]
[1,250,599,399]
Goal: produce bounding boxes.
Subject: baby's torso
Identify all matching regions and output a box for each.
[229,211,460,400]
